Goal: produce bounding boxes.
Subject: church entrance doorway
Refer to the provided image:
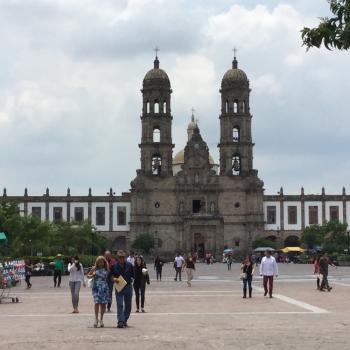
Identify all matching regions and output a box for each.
[194,233,205,258]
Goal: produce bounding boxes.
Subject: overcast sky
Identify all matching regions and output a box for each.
[0,0,349,196]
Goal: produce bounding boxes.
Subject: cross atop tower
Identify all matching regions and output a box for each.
[154,46,160,59]
[191,107,195,122]
[232,47,238,69]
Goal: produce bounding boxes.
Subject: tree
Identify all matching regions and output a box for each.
[323,220,348,252]
[252,237,276,250]
[300,225,325,249]
[301,0,350,50]
[132,233,155,253]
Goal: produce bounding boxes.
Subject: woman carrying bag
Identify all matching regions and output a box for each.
[240,255,255,298]
[133,256,150,313]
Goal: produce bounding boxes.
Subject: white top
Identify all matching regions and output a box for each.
[174,256,184,268]
[259,256,278,276]
[127,256,135,266]
[68,263,85,283]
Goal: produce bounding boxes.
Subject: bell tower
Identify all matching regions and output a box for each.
[218,53,254,176]
[139,52,174,177]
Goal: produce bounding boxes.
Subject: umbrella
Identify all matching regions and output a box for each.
[254,247,275,252]
[281,247,305,253]
[0,232,7,241]
[223,248,234,253]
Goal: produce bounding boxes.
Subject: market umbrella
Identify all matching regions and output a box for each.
[223,248,234,253]
[253,247,275,252]
[281,247,305,253]
[0,232,7,241]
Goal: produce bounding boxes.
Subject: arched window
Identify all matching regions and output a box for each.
[233,127,240,142]
[163,101,167,113]
[152,155,162,175]
[232,155,241,175]
[225,100,229,113]
[153,127,160,142]
[146,100,150,114]
[233,100,238,114]
[242,100,246,113]
[154,100,159,114]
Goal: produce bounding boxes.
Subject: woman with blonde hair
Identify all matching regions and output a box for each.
[87,256,110,327]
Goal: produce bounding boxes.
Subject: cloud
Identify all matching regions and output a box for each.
[0,0,349,197]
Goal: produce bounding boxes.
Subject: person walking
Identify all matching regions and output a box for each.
[24,259,33,289]
[313,255,320,290]
[87,256,110,327]
[241,255,255,298]
[259,250,278,298]
[319,252,335,292]
[183,254,195,287]
[67,256,85,313]
[133,256,150,313]
[53,254,65,288]
[104,250,116,312]
[154,255,164,281]
[110,250,134,328]
[174,252,184,281]
[226,255,233,271]
[127,251,135,266]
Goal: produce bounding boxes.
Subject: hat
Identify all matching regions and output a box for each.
[117,250,126,257]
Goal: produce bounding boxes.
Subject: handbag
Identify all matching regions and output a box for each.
[240,272,247,280]
[87,278,94,288]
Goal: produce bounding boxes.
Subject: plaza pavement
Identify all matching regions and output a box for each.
[1,263,350,350]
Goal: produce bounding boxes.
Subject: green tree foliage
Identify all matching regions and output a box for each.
[252,237,276,250]
[301,0,350,50]
[132,233,155,253]
[0,199,107,257]
[300,225,325,249]
[301,220,348,252]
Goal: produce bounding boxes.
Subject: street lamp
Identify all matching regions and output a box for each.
[347,231,350,256]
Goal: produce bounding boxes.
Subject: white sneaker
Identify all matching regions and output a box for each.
[93,319,98,328]
[100,320,104,328]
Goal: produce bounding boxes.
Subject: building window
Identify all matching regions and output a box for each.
[233,100,238,113]
[267,206,276,224]
[225,100,229,113]
[32,207,42,220]
[329,206,339,221]
[308,206,318,225]
[153,128,160,142]
[288,206,297,225]
[117,206,127,226]
[74,207,84,223]
[146,100,150,114]
[154,100,159,114]
[53,207,63,222]
[163,101,167,113]
[192,200,201,214]
[242,100,246,113]
[152,155,162,175]
[232,155,241,175]
[96,207,105,226]
[233,126,240,142]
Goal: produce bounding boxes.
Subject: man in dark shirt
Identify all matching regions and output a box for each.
[110,250,134,328]
[319,252,334,292]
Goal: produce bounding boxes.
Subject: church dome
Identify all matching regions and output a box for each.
[143,57,170,87]
[221,57,248,88]
[173,149,216,166]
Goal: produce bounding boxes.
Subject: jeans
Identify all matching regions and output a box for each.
[25,274,32,288]
[69,281,81,309]
[243,275,252,290]
[156,268,162,281]
[134,283,146,309]
[227,263,232,271]
[116,284,133,323]
[175,267,182,281]
[320,273,330,290]
[53,270,62,287]
[263,275,274,296]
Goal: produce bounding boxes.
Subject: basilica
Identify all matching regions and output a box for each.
[5,55,350,257]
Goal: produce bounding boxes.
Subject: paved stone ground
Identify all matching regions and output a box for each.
[1,263,350,350]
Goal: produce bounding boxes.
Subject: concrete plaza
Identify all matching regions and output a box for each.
[1,263,350,350]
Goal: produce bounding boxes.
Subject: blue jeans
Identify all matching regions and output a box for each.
[115,284,133,323]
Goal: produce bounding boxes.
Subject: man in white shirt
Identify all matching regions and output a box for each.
[174,253,185,281]
[127,251,135,266]
[259,250,278,298]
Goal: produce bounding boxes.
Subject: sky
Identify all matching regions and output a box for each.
[0,0,349,196]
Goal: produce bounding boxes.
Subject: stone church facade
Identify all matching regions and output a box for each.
[4,55,350,255]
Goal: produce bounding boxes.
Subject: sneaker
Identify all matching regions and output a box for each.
[93,319,98,328]
[269,295,273,298]
[174,278,177,281]
[124,321,128,327]
[117,322,124,329]
[264,291,267,297]
[100,320,104,328]
[141,308,145,313]
[327,287,333,292]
